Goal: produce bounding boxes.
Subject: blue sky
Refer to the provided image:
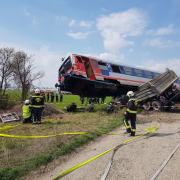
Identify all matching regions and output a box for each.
[0,0,180,88]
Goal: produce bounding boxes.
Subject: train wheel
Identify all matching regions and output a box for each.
[152,101,161,111]
[143,101,151,111]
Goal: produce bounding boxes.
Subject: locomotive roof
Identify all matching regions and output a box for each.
[62,53,162,74]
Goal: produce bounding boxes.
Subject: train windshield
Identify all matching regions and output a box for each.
[59,66,65,78]
[64,58,72,72]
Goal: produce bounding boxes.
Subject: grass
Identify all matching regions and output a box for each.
[0,91,139,180]
[0,111,124,180]
[52,94,112,112]
[3,90,112,111]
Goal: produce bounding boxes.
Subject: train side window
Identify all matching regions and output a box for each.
[135,69,144,77]
[64,59,72,72]
[98,62,108,71]
[59,66,65,77]
[124,67,133,75]
[111,65,121,73]
[154,73,161,77]
[145,71,153,78]
[91,60,98,67]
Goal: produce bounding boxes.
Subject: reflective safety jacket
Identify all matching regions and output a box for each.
[30,95,45,108]
[127,97,138,114]
[22,105,31,118]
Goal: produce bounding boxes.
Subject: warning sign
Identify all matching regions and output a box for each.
[0,112,20,123]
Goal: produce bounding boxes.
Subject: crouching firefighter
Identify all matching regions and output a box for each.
[123,91,138,136]
[22,100,32,123]
[30,89,45,124]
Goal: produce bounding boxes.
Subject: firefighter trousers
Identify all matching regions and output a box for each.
[123,113,136,135]
[32,108,42,124]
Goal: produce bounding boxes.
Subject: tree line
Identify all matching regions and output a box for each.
[0,47,45,100]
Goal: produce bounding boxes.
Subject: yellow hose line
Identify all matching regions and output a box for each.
[0,122,157,179]
[0,126,155,138]
[0,132,90,138]
[0,124,21,131]
[52,126,158,180]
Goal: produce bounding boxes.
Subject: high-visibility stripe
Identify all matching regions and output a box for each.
[124,119,130,129]
[23,105,31,118]
[127,109,137,113]
[30,105,45,108]
[129,98,137,102]
[131,129,136,132]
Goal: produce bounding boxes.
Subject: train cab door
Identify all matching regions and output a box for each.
[84,60,95,80]
[89,59,104,81]
[80,56,95,80]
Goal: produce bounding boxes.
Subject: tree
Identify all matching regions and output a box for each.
[0,47,15,94]
[13,50,45,100]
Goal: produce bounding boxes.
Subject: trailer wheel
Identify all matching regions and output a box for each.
[152,101,161,111]
[143,101,151,111]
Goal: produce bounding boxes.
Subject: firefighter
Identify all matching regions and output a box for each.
[123,91,138,136]
[51,92,54,103]
[30,89,45,124]
[80,95,84,105]
[60,93,63,102]
[22,100,32,124]
[47,93,49,102]
[42,93,46,102]
[56,93,59,102]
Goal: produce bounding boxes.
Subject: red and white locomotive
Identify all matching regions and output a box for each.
[56,53,180,100]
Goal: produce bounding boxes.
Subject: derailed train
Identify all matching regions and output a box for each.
[55,53,180,109]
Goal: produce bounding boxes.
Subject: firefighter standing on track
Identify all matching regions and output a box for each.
[30,89,45,124]
[123,91,138,136]
[22,100,32,124]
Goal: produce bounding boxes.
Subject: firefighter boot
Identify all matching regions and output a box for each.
[126,128,131,133]
[131,129,136,136]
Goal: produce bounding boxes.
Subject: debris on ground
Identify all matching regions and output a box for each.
[0,103,65,123]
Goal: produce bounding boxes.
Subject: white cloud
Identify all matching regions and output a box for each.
[156,24,174,35]
[79,21,94,28]
[84,52,124,63]
[129,49,133,52]
[23,7,31,16]
[66,31,95,39]
[96,8,147,52]
[0,42,62,87]
[101,29,134,52]
[143,37,180,48]
[56,16,67,21]
[69,20,75,26]
[98,52,124,62]
[142,59,180,76]
[146,24,174,36]
[101,8,108,12]
[25,12,30,16]
[31,46,63,87]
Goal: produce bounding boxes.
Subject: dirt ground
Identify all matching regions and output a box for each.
[0,103,65,121]
[17,109,180,180]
